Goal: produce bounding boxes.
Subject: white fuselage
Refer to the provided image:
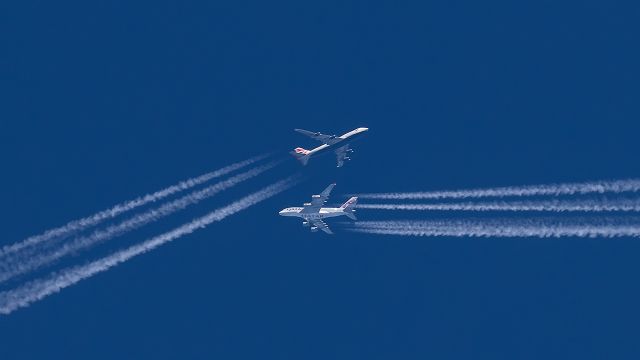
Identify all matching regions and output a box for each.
[307,127,368,156]
[278,207,347,220]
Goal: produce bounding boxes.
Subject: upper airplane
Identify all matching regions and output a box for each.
[279,183,358,234]
[290,127,369,167]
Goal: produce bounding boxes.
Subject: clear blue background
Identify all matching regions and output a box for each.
[1,1,640,358]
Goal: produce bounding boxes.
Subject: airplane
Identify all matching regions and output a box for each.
[279,183,358,234]
[290,127,369,167]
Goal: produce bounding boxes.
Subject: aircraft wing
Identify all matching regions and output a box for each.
[302,183,336,213]
[310,219,333,234]
[294,129,340,145]
[334,145,351,168]
[313,183,335,206]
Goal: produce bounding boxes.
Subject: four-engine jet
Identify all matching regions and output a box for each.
[279,183,358,234]
[290,127,369,167]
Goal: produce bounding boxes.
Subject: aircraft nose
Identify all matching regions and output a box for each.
[360,127,369,132]
[278,210,285,216]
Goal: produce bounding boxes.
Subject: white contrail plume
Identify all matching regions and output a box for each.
[350,216,640,230]
[0,176,300,315]
[0,160,281,283]
[0,154,270,258]
[355,179,640,200]
[347,218,640,238]
[356,199,640,212]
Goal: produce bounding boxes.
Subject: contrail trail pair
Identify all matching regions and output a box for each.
[0,154,270,259]
[0,176,300,315]
[356,199,640,212]
[347,219,640,238]
[0,159,282,284]
[355,179,640,200]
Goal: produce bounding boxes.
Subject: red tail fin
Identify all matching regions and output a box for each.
[290,148,311,165]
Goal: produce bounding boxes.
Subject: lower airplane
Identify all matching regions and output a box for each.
[290,127,369,167]
[278,183,358,234]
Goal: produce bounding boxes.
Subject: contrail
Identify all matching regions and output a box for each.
[0,160,281,284]
[0,176,300,315]
[0,154,270,258]
[355,179,640,200]
[349,217,640,229]
[356,199,640,212]
[347,218,640,238]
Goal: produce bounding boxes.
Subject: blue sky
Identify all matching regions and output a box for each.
[1,1,640,359]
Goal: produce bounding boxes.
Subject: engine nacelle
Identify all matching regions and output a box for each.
[302,221,310,227]
[310,227,319,232]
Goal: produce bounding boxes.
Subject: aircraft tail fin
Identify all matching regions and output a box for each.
[341,197,358,220]
[290,147,311,166]
[341,197,358,209]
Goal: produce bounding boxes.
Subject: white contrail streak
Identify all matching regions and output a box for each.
[350,217,640,228]
[0,176,299,315]
[0,154,270,258]
[0,161,281,283]
[356,199,640,212]
[347,219,640,238]
[355,179,640,200]
[349,226,640,238]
